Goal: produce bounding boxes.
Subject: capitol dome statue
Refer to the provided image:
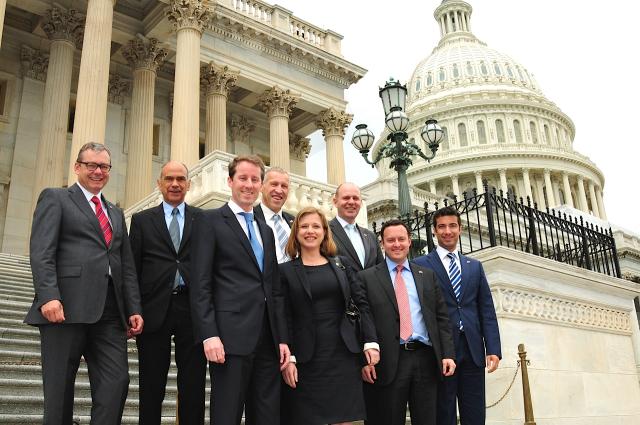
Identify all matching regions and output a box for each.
[364,0,607,224]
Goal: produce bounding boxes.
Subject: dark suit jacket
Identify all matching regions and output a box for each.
[190,203,288,355]
[357,261,455,386]
[279,256,377,363]
[253,204,294,228]
[25,184,141,329]
[129,203,200,333]
[413,250,501,367]
[329,217,384,271]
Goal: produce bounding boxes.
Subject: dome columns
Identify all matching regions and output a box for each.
[498,169,508,195]
[595,187,607,220]
[543,169,556,208]
[588,181,600,218]
[521,168,533,202]
[562,172,574,208]
[475,171,483,194]
[576,176,589,214]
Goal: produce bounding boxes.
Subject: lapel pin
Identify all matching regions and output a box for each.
[466,260,471,263]
[418,270,423,274]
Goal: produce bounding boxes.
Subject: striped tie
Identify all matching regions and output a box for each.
[447,252,463,330]
[272,214,290,262]
[90,196,112,247]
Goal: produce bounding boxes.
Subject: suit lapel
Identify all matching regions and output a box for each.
[329,258,350,305]
[458,252,470,300]
[104,197,120,248]
[68,184,107,247]
[256,218,273,273]
[292,258,312,299]
[151,204,176,253]
[428,251,457,299]
[222,204,261,272]
[357,225,373,267]
[180,205,194,253]
[330,220,360,268]
[375,263,398,315]
[409,264,427,312]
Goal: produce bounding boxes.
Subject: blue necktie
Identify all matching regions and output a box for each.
[447,252,463,330]
[239,212,264,272]
[169,208,183,288]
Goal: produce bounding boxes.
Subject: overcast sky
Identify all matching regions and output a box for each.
[275,0,639,232]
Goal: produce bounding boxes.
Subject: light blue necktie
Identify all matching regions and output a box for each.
[239,212,264,272]
[447,252,463,330]
[169,208,183,288]
[272,214,290,262]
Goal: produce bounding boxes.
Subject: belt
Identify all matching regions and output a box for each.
[172,285,188,295]
[400,341,431,351]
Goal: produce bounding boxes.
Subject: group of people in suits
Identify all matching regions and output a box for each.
[26,143,501,425]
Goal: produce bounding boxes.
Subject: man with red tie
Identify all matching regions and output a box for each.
[25,142,143,425]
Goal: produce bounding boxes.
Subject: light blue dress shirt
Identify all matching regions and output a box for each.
[385,257,431,346]
[162,201,185,240]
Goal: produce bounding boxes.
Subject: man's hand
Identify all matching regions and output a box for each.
[128,314,144,338]
[282,362,298,388]
[40,300,65,323]
[442,358,456,376]
[204,337,225,363]
[361,365,377,384]
[486,355,500,373]
[364,348,380,366]
[279,344,291,371]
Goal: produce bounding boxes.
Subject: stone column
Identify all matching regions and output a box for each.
[0,0,6,47]
[429,180,437,194]
[230,114,256,155]
[562,172,574,207]
[521,168,533,202]
[316,107,353,185]
[32,8,84,204]
[498,168,508,196]
[576,175,589,213]
[122,37,167,207]
[166,0,211,167]
[201,62,237,154]
[587,180,600,218]
[259,86,298,170]
[543,168,556,208]
[552,179,561,207]
[451,174,460,198]
[67,0,117,184]
[534,176,547,209]
[595,186,607,220]
[474,171,483,194]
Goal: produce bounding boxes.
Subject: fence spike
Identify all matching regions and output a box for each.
[533,201,538,210]
[443,199,449,207]
[473,187,478,196]
[423,201,429,211]
[519,196,524,205]
[526,196,532,207]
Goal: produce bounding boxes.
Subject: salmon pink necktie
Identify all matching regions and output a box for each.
[91,196,112,247]
[394,264,413,340]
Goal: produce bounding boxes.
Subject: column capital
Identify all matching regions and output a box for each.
[316,107,353,138]
[21,46,48,81]
[230,114,256,144]
[166,0,212,34]
[200,62,238,96]
[42,7,84,47]
[289,133,311,160]
[576,175,585,183]
[543,168,552,175]
[108,73,131,105]
[451,174,459,180]
[259,86,298,118]
[521,167,530,174]
[474,170,483,177]
[498,168,507,174]
[122,37,168,72]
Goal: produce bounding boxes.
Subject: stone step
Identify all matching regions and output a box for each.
[0,325,38,340]
[0,291,34,303]
[0,282,35,296]
[0,414,188,424]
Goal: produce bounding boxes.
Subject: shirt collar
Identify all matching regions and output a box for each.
[162,201,185,217]
[386,257,410,273]
[228,199,253,215]
[436,245,458,262]
[336,215,355,229]
[77,183,102,203]
[260,203,281,221]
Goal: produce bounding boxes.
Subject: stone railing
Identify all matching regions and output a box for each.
[125,151,368,227]
[230,0,273,24]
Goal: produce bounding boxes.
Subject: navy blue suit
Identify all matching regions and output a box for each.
[413,249,501,425]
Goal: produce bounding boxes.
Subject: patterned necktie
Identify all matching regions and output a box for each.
[90,196,112,247]
[346,223,366,268]
[239,212,264,272]
[272,214,290,262]
[447,252,464,330]
[169,208,182,288]
[394,264,413,341]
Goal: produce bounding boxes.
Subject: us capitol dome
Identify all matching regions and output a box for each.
[363,0,607,224]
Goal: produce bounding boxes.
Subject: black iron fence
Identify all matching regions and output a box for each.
[372,187,621,278]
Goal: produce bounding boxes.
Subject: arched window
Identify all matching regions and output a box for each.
[458,123,468,147]
[506,64,514,78]
[466,61,475,76]
[495,119,506,143]
[476,120,487,144]
[439,67,446,82]
[415,78,421,92]
[513,120,523,143]
[493,62,502,76]
[480,61,488,76]
[544,124,550,145]
[556,128,561,146]
[530,121,538,144]
[440,126,449,151]
[517,66,525,82]
[427,72,433,86]
[452,63,460,79]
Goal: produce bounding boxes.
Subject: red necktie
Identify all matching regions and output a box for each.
[91,196,112,247]
[394,264,413,340]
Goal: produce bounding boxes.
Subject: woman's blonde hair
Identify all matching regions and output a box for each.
[285,207,337,259]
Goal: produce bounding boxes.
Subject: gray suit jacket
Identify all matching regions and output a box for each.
[25,183,141,329]
[329,217,384,271]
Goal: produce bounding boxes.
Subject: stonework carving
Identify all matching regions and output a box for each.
[108,73,131,105]
[230,114,256,144]
[200,62,238,96]
[20,46,49,81]
[316,107,353,138]
[289,133,311,160]
[494,287,632,334]
[122,38,168,71]
[42,7,84,46]
[166,0,212,33]
[259,86,298,118]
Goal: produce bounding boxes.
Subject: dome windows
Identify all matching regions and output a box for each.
[466,61,475,76]
[480,61,488,76]
[440,126,449,151]
[427,72,433,86]
[529,121,538,144]
[476,120,487,144]
[544,124,550,145]
[493,62,502,76]
[415,78,421,92]
[452,63,460,79]
[439,67,446,82]
[458,122,468,147]
[506,64,514,79]
[513,120,523,143]
[495,119,506,143]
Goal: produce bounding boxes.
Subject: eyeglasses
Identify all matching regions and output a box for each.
[77,161,112,172]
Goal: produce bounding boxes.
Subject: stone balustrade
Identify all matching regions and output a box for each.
[231,0,273,24]
[289,17,325,47]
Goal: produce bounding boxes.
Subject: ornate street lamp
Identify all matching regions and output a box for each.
[351,78,444,217]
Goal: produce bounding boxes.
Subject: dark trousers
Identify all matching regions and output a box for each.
[437,335,486,425]
[209,312,280,425]
[39,285,129,425]
[364,344,439,425]
[136,291,207,425]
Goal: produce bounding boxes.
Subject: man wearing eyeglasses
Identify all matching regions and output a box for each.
[25,142,143,425]
[129,161,207,425]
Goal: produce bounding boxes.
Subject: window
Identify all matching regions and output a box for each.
[415,78,421,92]
[530,121,538,144]
[152,124,160,156]
[495,119,505,143]
[452,63,460,79]
[476,120,487,144]
[517,66,525,82]
[67,102,76,133]
[427,72,433,86]
[0,79,7,117]
[544,124,550,145]
[458,123,468,147]
[513,120,523,143]
[466,61,475,76]
[480,61,488,76]
[556,128,561,146]
[440,126,449,151]
[439,67,446,82]
[493,62,502,76]
[506,65,514,78]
